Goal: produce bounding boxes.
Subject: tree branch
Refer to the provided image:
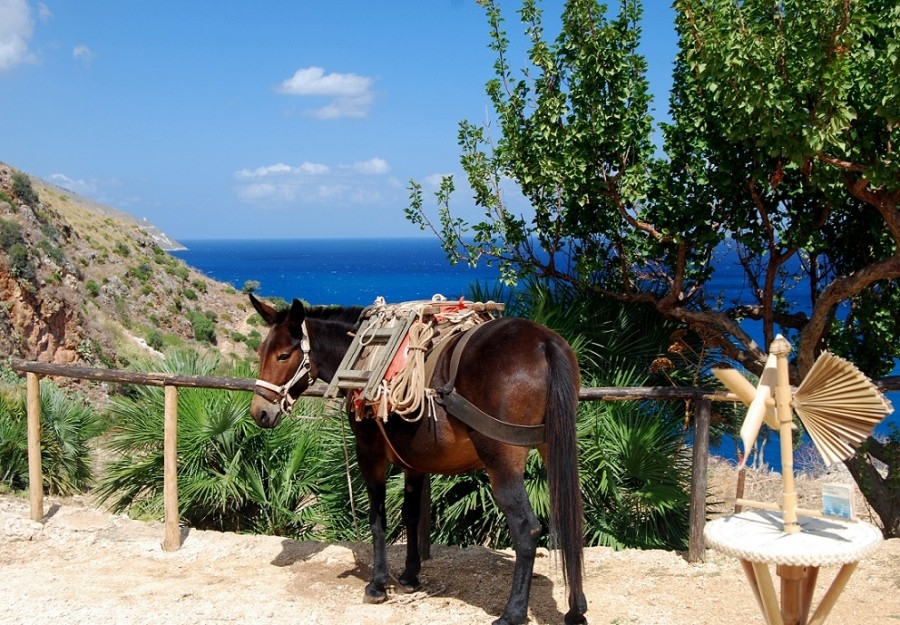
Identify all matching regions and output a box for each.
[798,253,900,373]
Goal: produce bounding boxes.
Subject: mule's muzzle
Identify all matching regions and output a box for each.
[250,396,283,429]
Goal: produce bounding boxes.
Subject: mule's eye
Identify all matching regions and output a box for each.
[277,353,291,362]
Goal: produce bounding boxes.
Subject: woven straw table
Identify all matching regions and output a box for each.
[705,510,882,625]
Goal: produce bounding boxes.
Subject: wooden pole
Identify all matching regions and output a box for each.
[162,384,181,551]
[688,398,711,562]
[751,561,785,625]
[26,372,44,523]
[807,563,857,625]
[771,336,800,534]
[734,468,747,513]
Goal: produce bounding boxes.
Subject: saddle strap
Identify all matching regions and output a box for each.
[436,323,546,447]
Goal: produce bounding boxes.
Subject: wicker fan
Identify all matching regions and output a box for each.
[793,351,894,466]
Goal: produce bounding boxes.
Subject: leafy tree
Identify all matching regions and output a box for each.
[667,0,900,535]
[407,0,900,535]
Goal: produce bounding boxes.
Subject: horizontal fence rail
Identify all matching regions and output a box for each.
[10,358,740,561]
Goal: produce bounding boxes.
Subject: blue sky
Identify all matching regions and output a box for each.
[0,0,677,240]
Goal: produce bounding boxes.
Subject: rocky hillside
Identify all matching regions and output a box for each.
[0,162,256,376]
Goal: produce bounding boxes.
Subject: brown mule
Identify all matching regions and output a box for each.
[249,294,587,625]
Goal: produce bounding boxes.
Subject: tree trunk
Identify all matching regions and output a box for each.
[843,438,900,538]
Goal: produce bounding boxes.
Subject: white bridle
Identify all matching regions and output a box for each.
[254,321,312,414]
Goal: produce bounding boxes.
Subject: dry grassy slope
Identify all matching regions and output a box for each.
[0,162,255,384]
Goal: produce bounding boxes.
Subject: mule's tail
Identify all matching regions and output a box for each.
[545,336,587,623]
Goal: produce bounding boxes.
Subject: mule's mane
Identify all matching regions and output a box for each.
[304,304,366,327]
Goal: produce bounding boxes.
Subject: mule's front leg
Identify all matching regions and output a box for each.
[397,472,425,591]
[360,463,391,604]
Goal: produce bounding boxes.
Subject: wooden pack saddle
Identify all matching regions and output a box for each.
[324,296,505,421]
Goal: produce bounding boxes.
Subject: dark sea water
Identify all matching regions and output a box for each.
[172,238,897,467]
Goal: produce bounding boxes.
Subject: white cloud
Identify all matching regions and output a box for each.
[233,158,393,206]
[349,158,389,175]
[48,173,96,196]
[73,44,96,66]
[234,161,330,180]
[0,0,35,71]
[277,66,372,96]
[37,2,51,21]
[276,66,376,119]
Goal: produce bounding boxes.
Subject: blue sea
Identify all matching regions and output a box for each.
[172,238,501,307]
[172,238,897,467]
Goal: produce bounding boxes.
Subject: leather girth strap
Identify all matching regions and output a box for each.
[434,322,546,447]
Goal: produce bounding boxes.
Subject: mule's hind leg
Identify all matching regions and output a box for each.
[488,465,542,625]
[397,471,425,591]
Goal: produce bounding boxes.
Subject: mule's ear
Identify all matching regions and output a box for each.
[249,292,279,326]
[287,299,307,339]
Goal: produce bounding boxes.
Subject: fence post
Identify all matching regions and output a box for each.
[688,397,711,562]
[26,372,44,522]
[162,384,181,551]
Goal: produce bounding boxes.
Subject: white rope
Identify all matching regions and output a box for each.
[386,320,435,420]
[357,295,496,421]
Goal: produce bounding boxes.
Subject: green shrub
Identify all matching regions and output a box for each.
[183,288,198,301]
[245,329,262,351]
[94,350,326,537]
[0,218,24,248]
[7,244,36,282]
[577,393,691,550]
[166,263,190,281]
[130,263,153,282]
[85,280,101,297]
[0,380,103,495]
[187,310,216,344]
[146,330,165,352]
[11,173,39,207]
[37,239,66,265]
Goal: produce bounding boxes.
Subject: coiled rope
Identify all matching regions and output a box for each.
[384,320,435,420]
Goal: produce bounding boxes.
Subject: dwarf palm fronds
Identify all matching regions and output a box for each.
[0,374,102,495]
[95,349,327,538]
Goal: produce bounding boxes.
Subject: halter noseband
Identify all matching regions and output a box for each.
[254,320,312,414]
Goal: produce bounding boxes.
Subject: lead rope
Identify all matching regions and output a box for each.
[339,401,360,540]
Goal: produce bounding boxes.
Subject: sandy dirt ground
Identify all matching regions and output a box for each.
[1,485,898,625]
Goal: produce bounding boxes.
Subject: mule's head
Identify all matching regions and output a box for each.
[249,293,313,428]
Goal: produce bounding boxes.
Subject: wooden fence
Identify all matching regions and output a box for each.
[9,358,736,562]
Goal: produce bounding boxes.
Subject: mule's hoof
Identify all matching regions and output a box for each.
[396,574,420,593]
[363,583,387,604]
[564,610,587,625]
